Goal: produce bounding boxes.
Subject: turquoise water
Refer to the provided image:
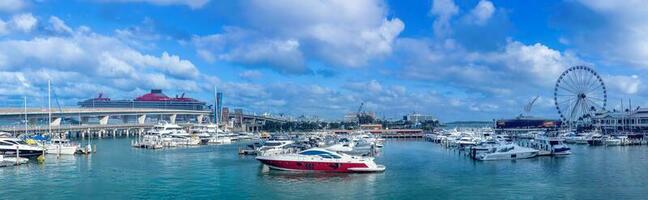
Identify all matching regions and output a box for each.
[1,139,648,199]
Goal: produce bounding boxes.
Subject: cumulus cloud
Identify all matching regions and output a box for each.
[0,15,209,105]
[192,0,404,73]
[0,20,7,35]
[555,0,648,67]
[47,16,73,35]
[0,13,38,33]
[100,0,209,9]
[192,28,306,74]
[469,0,495,25]
[430,0,459,37]
[394,37,585,118]
[606,75,641,95]
[0,0,27,13]
[239,70,263,79]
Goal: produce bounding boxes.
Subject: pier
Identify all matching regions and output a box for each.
[0,107,289,136]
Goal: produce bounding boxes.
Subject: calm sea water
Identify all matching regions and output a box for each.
[1,139,648,199]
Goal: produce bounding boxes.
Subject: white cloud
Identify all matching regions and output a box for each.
[193,0,404,72]
[48,16,73,34]
[0,19,7,35]
[469,0,495,25]
[490,40,582,85]
[9,13,37,33]
[0,16,208,103]
[0,0,27,13]
[192,28,307,73]
[101,0,209,9]
[430,0,459,37]
[239,70,263,79]
[606,75,641,95]
[396,37,582,119]
[560,1,648,67]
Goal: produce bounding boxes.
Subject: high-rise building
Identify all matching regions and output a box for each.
[216,92,223,123]
[222,107,229,125]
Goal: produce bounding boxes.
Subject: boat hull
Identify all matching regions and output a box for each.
[0,149,44,158]
[46,146,78,155]
[257,158,371,173]
[478,151,538,161]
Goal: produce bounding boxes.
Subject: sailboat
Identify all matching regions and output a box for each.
[43,80,79,155]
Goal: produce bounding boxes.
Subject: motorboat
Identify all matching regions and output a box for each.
[456,137,478,147]
[133,122,185,148]
[256,148,385,173]
[168,132,201,146]
[0,137,45,158]
[587,134,605,146]
[605,136,629,146]
[562,132,587,144]
[325,137,355,152]
[527,135,571,156]
[476,144,539,161]
[45,138,79,155]
[191,124,233,144]
[256,140,295,156]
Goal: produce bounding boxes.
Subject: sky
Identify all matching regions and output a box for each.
[0,0,645,122]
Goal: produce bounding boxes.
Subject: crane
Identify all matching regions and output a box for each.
[356,101,365,127]
[523,96,539,116]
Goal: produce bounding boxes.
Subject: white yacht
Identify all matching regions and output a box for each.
[45,138,79,155]
[0,137,45,158]
[605,136,629,146]
[456,137,478,147]
[256,140,295,156]
[527,135,571,156]
[134,122,190,148]
[153,122,200,146]
[191,124,232,144]
[476,144,539,161]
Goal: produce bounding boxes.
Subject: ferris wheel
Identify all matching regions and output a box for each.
[554,66,607,125]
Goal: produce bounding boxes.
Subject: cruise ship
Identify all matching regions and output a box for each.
[78,89,207,110]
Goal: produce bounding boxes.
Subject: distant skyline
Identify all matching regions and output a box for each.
[0,0,645,121]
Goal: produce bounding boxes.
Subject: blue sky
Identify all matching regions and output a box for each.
[0,0,645,122]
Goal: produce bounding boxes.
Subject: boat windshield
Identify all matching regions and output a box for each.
[264,142,284,147]
[497,146,514,152]
[299,150,341,159]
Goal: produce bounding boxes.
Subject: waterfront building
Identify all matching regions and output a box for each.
[78,89,207,111]
[592,108,648,134]
[404,113,437,123]
[494,116,561,134]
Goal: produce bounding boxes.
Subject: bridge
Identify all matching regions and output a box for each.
[0,107,289,136]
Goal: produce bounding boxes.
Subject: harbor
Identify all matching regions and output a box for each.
[0,64,648,199]
[3,0,648,198]
[2,137,648,199]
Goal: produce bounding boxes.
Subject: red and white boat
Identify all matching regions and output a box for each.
[256,148,385,173]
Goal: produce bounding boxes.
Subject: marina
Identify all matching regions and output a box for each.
[2,0,648,199]
[2,138,648,199]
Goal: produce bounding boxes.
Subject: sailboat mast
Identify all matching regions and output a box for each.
[24,96,27,135]
[48,80,52,135]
